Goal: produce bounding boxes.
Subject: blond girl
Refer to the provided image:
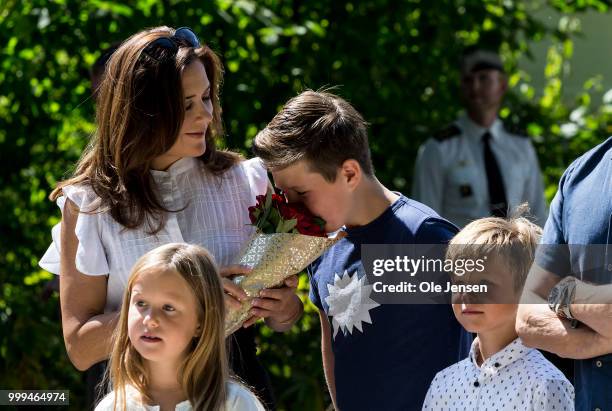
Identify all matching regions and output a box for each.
[95,243,264,411]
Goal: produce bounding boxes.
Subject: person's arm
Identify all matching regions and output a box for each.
[570,282,612,338]
[412,140,445,212]
[247,275,303,332]
[319,308,337,409]
[515,160,612,358]
[516,264,612,359]
[59,199,118,371]
[523,142,548,226]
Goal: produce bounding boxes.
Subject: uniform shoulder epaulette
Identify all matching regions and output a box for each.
[433,124,461,142]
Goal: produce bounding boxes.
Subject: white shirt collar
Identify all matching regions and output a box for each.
[150,157,200,182]
[457,113,504,141]
[469,336,530,375]
[124,385,191,410]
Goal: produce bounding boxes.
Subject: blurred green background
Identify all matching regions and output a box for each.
[1,0,611,410]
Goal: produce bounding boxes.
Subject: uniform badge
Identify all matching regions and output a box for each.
[459,184,473,198]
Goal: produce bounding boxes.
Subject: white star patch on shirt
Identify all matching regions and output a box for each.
[325,270,380,338]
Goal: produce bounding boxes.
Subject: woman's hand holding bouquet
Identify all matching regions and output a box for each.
[224,190,341,336]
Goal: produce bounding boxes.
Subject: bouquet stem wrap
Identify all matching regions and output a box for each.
[225,231,342,336]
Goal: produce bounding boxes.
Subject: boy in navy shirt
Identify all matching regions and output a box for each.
[253,90,468,410]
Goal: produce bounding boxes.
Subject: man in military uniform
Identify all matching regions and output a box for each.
[412,48,547,228]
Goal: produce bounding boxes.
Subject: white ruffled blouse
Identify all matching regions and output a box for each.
[39,157,268,312]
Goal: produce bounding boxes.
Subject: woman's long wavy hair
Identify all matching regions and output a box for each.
[103,243,228,411]
[50,26,241,233]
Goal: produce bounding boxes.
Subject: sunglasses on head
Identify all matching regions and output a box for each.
[142,27,201,60]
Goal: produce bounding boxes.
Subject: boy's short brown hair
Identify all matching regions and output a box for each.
[253,90,374,181]
[446,206,542,292]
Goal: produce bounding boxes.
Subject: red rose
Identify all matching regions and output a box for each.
[248,194,269,224]
[247,190,327,236]
[278,202,326,236]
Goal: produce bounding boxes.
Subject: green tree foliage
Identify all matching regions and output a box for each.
[1,1,610,409]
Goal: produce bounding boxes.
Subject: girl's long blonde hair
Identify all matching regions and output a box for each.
[50,26,241,233]
[104,243,228,411]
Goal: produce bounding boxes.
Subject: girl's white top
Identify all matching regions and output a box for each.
[39,157,268,312]
[94,381,266,411]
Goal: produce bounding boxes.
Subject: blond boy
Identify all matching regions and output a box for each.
[423,214,574,410]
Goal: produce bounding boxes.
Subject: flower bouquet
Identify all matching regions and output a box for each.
[224,190,342,336]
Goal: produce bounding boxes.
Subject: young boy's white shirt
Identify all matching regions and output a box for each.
[422,337,574,411]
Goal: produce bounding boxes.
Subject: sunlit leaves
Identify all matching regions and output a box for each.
[89,0,133,17]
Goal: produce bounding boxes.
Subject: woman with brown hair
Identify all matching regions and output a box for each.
[39,26,302,409]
